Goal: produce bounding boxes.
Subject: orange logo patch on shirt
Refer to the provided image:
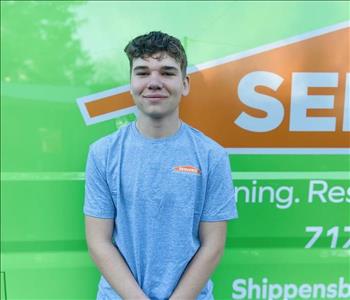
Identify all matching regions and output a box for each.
[173,166,201,175]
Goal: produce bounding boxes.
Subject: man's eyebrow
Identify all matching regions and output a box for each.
[133,66,148,71]
[161,66,179,72]
[133,66,179,72]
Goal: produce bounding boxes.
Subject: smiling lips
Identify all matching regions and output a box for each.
[143,94,168,102]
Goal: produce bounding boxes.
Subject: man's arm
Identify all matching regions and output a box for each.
[169,221,227,300]
[85,216,149,300]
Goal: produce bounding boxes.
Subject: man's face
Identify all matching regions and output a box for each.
[130,52,189,120]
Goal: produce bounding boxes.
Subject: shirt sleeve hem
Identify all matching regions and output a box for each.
[200,213,238,222]
[83,209,115,219]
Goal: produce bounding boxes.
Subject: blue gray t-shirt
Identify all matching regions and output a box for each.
[84,121,238,300]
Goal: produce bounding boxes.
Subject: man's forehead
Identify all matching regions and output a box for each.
[132,52,180,70]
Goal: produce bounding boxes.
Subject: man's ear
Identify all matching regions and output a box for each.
[182,75,190,96]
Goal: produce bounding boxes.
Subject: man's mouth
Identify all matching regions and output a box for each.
[143,94,168,98]
[143,94,168,102]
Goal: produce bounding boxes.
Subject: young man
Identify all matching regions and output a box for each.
[84,31,238,300]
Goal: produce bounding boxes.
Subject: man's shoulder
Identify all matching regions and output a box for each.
[89,122,131,155]
[183,122,227,157]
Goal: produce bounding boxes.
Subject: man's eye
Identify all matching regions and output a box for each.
[163,72,175,76]
[136,72,148,76]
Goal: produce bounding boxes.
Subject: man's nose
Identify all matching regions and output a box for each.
[147,73,163,90]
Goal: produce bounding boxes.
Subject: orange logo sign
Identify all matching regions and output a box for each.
[77,22,349,154]
[173,166,201,175]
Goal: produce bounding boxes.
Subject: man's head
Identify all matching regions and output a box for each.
[124,32,190,121]
[124,31,187,79]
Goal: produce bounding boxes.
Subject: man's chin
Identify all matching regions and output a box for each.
[142,110,176,120]
[147,112,166,119]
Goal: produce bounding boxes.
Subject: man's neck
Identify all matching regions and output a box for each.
[136,115,182,139]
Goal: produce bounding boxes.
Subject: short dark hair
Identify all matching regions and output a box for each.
[124,31,187,78]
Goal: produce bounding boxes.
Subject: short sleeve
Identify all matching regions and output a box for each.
[83,144,115,219]
[201,153,238,221]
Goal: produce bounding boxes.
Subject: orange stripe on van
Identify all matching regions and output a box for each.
[80,26,350,149]
[86,93,134,117]
[180,27,349,148]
